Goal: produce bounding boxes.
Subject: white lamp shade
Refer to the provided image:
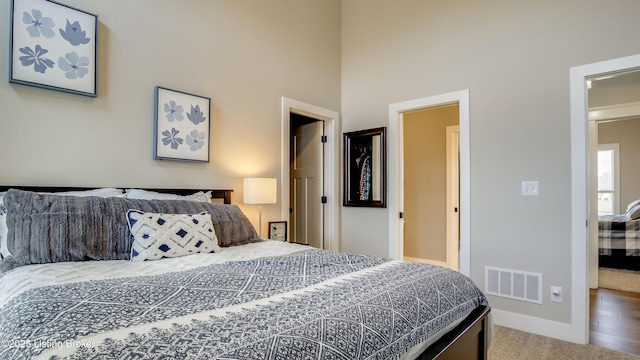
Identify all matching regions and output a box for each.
[243,178,277,204]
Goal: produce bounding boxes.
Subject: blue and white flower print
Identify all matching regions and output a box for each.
[11,0,96,96]
[58,52,89,79]
[186,130,206,151]
[22,9,55,38]
[155,88,210,161]
[164,101,184,122]
[162,128,184,150]
[19,45,55,73]
[187,105,207,125]
[59,19,91,46]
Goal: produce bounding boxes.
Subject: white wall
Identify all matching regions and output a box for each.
[341,0,640,329]
[0,0,341,236]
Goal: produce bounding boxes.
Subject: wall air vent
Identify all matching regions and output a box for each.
[485,266,543,304]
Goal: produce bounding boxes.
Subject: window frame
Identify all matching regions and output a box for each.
[596,143,620,216]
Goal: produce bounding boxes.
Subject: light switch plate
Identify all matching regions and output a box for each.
[522,181,539,196]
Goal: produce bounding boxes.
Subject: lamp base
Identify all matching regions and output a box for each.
[258,204,263,238]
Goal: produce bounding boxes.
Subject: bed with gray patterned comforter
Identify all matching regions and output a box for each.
[0,243,487,360]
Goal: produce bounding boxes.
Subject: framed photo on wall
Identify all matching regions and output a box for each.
[153,86,211,162]
[343,127,387,208]
[268,221,287,241]
[9,0,98,97]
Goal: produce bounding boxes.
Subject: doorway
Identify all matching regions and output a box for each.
[570,53,640,344]
[388,89,471,276]
[588,96,640,289]
[586,72,640,353]
[401,105,460,270]
[290,113,323,248]
[280,97,340,251]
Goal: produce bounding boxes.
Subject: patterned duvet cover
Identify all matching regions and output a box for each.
[0,241,487,360]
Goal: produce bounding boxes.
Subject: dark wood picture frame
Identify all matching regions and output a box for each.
[343,127,387,208]
[268,221,287,241]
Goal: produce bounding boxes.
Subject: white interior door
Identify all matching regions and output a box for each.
[291,121,323,248]
[446,125,460,271]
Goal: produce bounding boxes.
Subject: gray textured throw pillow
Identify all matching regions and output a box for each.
[1,189,260,272]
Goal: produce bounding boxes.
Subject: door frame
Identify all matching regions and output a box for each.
[570,53,640,344]
[281,97,339,251]
[388,89,470,276]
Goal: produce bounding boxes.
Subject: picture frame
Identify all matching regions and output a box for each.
[343,127,387,208]
[153,86,211,162]
[268,221,287,242]
[9,0,98,97]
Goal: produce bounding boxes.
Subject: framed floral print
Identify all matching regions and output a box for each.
[9,0,98,97]
[153,86,211,162]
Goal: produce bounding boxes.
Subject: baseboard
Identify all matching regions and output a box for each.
[491,309,586,344]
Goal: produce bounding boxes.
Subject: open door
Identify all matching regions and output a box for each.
[281,97,339,252]
[290,118,323,248]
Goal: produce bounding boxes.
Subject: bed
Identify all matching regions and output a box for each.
[598,214,640,271]
[0,186,490,360]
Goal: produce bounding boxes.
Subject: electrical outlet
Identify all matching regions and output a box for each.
[550,286,562,303]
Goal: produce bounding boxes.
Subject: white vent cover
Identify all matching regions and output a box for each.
[485,266,543,304]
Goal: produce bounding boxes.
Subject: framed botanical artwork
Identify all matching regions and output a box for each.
[268,221,287,242]
[153,86,211,162]
[343,127,387,208]
[9,0,98,97]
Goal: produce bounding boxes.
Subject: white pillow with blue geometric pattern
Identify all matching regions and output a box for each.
[126,210,221,262]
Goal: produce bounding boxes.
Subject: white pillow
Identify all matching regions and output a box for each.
[626,199,640,213]
[127,210,220,261]
[43,187,125,197]
[125,189,211,202]
[626,204,640,221]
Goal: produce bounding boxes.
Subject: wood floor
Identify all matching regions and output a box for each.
[590,287,640,355]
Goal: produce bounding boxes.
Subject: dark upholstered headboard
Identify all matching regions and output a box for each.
[0,186,233,204]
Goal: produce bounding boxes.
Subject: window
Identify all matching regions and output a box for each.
[597,144,620,216]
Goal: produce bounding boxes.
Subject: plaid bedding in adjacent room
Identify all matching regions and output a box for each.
[598,216,640,256]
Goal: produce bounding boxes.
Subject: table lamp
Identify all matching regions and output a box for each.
[243,178,277,237]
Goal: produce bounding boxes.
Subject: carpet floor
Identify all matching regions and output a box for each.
[488,325,640,360]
